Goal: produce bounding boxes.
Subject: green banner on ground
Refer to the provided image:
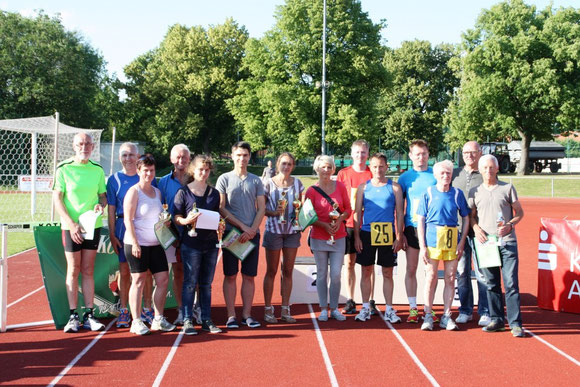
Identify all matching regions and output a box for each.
[34,225,177,329]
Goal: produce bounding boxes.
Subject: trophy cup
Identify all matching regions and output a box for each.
[292,199,302,231]
[159,203,171,222]
[327,203,340,245]
[277,190,288,224]
[216,217,226,248]
[187,203,199,237]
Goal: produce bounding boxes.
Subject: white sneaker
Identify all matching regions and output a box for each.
[330,309,346,321]
[384,309,402,323]
[152,316,176,332]
[318,309,329,322]
[354,307,371,322]
[440,314,459,331]
[82,314,105,331]
[455,313,473,324]
[421,313,434,331]
[264,306,278,323]
[478,315,492,327]
[173,310,184,326]
[130,319,151,335]
[63,314,80,333]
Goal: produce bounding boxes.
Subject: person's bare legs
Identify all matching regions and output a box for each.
[280,247,298,306]
[128,272,146,320]
[423,259,439,314]
[152,271,170,316]
[443,259,459,315]
[263,249,281,307]
[64,251,82,310]
[80,249,98,307]
[119,261,131,310]
[241,274,255,319]
[223,274,237,318]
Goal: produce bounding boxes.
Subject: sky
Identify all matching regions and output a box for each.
[1,0,577,81]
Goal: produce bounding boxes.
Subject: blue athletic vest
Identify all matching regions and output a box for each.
[361,179,395,232]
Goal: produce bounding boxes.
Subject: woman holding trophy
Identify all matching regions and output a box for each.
[305,155,351,322]
[262,152,304,324]
[174,155,224,335]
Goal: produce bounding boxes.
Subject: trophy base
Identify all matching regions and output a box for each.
[188,231,198,237]
[326,239,335,246]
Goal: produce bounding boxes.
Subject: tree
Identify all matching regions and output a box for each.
[0,11,116,129]
[446,0,580,175]
[379,40,458,154]
[229,0,388,157]
[121,19,248,157]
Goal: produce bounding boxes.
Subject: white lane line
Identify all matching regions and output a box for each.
[47,319,116,387]
[524,328,580,367]
[378,310,440,387]
[152,329,184,387]
[7,285,45,308]
[308,304,339,387]
[7,247,36,259]
[7,319,53,329]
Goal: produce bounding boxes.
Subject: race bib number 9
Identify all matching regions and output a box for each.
[370,222,393,246]
[436,226,458,251]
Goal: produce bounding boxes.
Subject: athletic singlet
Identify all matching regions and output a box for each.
[124,186,162,246]
[361,179,395,232]
[264,177,303,234]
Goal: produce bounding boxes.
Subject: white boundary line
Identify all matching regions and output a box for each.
[7,285,45,308]
[377,310,440,387]
[524,328,580,366]
[47,319,116,387]
[152,329,185,387]
[308,304,339,387]
[8,247,36,259]
[7,319,54,329]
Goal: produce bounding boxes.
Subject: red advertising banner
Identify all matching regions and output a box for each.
[537,218,580,314]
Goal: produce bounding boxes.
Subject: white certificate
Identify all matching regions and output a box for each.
[195,209,220,230]
[78,210,101,240]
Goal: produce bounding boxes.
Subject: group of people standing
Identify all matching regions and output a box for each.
[53,133,524,338]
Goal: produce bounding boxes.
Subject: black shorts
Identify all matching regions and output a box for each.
[404,226,420,250]
[223,233,260,277]
[345,227,357,255]
[62,228,101,252]
[124,244,169,274]
[356,230,398,267]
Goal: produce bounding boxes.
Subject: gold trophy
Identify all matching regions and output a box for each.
[327,203,340,245]
[159,203,171,222]
[277,190,288,224]
[216,217,226,248]
[187,203,199,237]
[292,199,302,231]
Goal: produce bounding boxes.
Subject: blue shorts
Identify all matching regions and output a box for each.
[223,233,261,277]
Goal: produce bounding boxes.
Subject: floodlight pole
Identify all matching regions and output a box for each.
[321,0,327,155]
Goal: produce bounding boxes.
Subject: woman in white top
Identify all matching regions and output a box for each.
[124,154,176,335]
[262,153,304,323]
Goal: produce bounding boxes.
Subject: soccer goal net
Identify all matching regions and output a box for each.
[0,114,103,226]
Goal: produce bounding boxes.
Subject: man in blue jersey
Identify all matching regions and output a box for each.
[398,139,436,323]
[158,144,191,325]
[107,142,155,328]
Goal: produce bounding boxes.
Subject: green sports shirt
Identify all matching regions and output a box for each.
[53,158,106,230]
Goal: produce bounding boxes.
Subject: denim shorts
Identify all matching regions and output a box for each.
[262,231,301,250]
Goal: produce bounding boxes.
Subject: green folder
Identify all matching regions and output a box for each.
[298,198,318,230]
[223,228,256,261]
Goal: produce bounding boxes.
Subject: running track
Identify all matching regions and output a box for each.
[1,198,579,386]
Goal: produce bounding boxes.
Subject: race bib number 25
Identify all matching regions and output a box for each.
[370,222,393,246]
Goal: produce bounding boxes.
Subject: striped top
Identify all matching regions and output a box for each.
[264,177,304,234]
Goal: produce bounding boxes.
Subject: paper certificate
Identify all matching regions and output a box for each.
[154,220,177,250]
[78,210,101,240]
[474,235,502,268]
[195,209,220,230]
[298,198,318,230]
[223,228,256,261]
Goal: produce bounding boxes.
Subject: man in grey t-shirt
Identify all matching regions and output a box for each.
[216,141,265,329]
[468,154,524,338]
[452,141,489,326]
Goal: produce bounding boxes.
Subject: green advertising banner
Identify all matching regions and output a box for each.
[34,225,177,329]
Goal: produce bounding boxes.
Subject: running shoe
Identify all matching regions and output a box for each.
[280,306,296,323]
[241,317,261,328]
[369,300,379,316]
[428,310,440,323]
[226,316,240,329]
[342,299,357,314]
[354,307,371,322]
[478,315,491,327]
[201,320,222,334]
[318,309,329,322]
[455,313,473,324]
[330,309,346,321]
[130,319,151,335]
[141,307,154,325]
[82,314,105,331]
[439,314,459,331]
[63,314,80,333]
[183,319,198,336]
[511,326,524,338]
[407,307,419,323]
[482,320,506,332]
[151,316,176,332]
[384,309,401,324]
[420,313,434,331]
[173,309,184,326]
[264,306,278,323]
[116,308,131,328]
